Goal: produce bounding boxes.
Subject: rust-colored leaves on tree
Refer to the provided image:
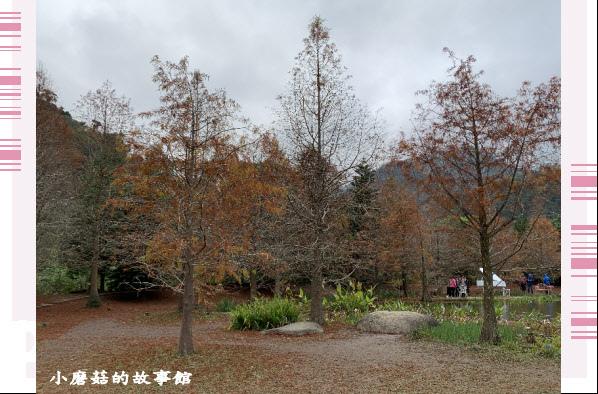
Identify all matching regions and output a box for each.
[119,56,248,355]
[398,49,560,344]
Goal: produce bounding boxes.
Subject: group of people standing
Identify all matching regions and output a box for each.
[519,273,551,294]
[447,275,468,297]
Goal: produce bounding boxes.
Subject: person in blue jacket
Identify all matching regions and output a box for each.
[543,274,551,286]
[527,273,534,294]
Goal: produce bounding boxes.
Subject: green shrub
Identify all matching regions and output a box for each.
[86,295,101,308]
[36,264,90,294]
[230,297,300,330]
[216,298,239,312]
[324,282,376,313]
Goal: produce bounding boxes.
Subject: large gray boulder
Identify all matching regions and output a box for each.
[261,321,323,336]
[357,311,439,334]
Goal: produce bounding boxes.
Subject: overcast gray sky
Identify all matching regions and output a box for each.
[37,0,560,138]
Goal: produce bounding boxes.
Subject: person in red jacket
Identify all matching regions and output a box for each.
[449,276,458,297]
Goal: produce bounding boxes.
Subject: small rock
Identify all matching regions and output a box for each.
[262,321,323,336]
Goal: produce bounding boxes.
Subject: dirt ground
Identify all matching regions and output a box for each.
[36,291,560,393]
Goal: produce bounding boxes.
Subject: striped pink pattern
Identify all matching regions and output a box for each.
[0,22,20,31]
[0,75,20,85]
[571,258,597,270]
[572,225,598,230]
[571,164,598,200]
[572,176,598,187]
[571,318,598,327]
[0,150,20,160]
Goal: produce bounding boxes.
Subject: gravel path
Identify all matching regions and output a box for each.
[36,295,560,393]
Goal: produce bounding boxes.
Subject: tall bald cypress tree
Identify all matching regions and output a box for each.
[277,17,384,324]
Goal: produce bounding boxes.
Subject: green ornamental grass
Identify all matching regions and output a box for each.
[230,297,300,330]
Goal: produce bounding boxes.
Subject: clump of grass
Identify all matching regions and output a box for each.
[216,298,239,312]
[412,321,525,348]
[230,297,300,330]
[324,282,376,313]
[413,321,485,344]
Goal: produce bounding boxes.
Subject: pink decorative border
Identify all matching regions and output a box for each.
[562,0,597,391]
[0,1,35,391]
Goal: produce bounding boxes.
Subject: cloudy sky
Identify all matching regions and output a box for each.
[37,0,561,138]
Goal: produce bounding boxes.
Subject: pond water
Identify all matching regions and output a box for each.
[441,298,561,321]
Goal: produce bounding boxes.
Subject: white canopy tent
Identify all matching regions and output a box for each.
[476,268,506,287]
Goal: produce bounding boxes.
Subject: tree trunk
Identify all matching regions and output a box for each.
[274,266,281,297]
[419,230,429,302]
[420,254,429,303]
[177,291,184,313]
[401,270,408,298]
[178,261,195,356]
[250,269,258,302]
[100,270,106,293]
[479,230,500,344]
[86,222,101,308]
[310,262,324,324]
